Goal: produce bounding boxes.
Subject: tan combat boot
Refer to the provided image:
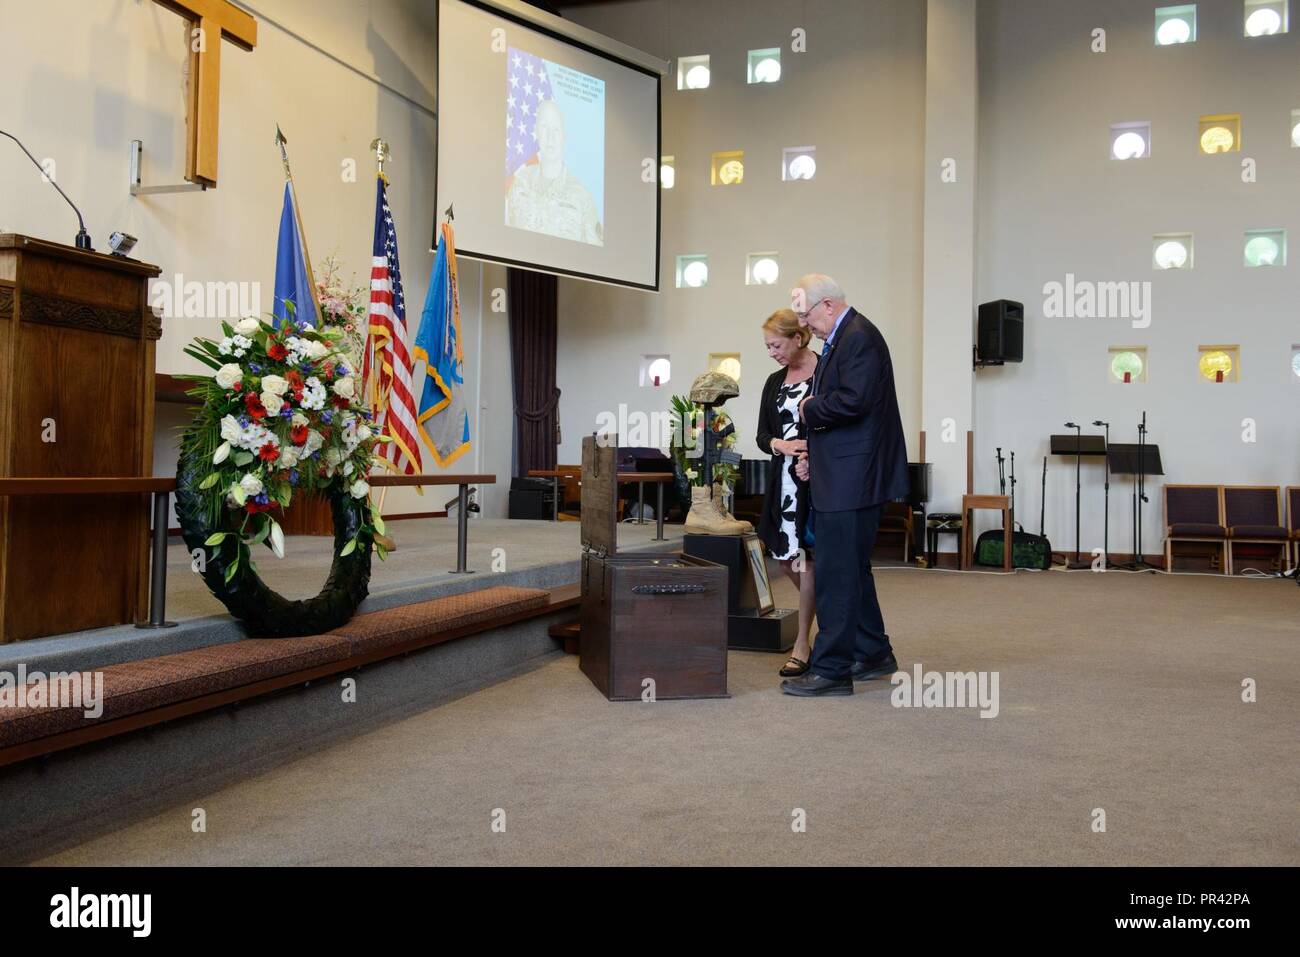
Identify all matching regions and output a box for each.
[684,484,751,536]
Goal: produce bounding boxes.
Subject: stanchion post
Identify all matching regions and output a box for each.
[136,490,178,629]
[654,482,666,541]
[449,483,474,574]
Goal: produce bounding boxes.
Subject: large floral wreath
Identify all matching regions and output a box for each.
[174,314,389,637]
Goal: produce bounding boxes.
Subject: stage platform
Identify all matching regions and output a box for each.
[0,517,682,674]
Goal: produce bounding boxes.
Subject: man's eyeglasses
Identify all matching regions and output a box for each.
[794,297,828,322]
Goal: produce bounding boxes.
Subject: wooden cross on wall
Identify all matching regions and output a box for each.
[152,0,257,188]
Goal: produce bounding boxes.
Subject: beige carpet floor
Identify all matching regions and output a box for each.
[33,567,1299,866]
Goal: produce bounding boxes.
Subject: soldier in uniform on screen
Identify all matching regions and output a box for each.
[506,99,603,247]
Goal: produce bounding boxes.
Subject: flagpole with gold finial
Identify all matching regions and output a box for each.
[275,125,322,327]
[366,137,400,548]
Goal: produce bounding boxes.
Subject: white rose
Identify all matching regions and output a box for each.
[261,374,288,396]
[240,474,263,496]
[303,430,324,456]
[260,392,283,417]
[291,413,308,428]
[215,364,243,389]
[279,446,299,468]
[350,479,370,499]
[236,317,261,336]
[356,425,373,442]
[324,448,343,468]
[308,340,330,359]
[331,376,356,399]
[220,415,242,443]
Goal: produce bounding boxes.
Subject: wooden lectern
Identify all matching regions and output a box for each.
[0,235,162,642]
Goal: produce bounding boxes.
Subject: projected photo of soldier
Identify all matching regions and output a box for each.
[504,49,604,247]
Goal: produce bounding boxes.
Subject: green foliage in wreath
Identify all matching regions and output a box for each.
[173,310,389,637]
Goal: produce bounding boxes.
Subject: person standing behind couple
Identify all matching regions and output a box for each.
[781,274,909,697]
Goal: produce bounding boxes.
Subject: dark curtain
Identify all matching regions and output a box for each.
[507,268,560,475]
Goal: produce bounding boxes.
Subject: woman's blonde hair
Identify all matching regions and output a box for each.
[762,308,811,349]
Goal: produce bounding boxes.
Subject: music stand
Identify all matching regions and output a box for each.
[1050,433,1107,567]
[1108,442,1163,571]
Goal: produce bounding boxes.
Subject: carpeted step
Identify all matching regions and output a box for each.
[328,585,551,656]
[0,634,351,749]
[0,585,552,753]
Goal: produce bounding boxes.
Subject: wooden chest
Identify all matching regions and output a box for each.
[578,436,729,701]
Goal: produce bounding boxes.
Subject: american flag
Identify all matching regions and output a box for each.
[505,47,555,183]
[363,175,422,475]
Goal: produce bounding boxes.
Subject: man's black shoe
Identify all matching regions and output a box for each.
[850,651,899,682]
[780,672,853,697]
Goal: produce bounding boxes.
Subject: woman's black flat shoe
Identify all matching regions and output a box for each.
[779,656,809,677]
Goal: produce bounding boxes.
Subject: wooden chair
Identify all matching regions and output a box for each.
[1288,487,1300,568]
[556,465,582,521]
[960,494,1012,571]
[1224,485,1288,573]
[1164,485,1228,574]
[879,502,914,562]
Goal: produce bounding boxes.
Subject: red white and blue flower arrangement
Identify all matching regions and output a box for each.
[174,312,388,636]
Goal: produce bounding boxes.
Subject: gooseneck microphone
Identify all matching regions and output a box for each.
[1,129,92,250]
[1064,421,1079,429]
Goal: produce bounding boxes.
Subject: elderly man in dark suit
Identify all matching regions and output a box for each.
[781,274,908,697]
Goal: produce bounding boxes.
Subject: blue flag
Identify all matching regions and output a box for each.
[272,183,318,327]
[414,222,471,466]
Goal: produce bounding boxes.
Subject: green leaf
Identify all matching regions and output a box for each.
[233,451,254,466]
[276,484,292,508]
[223,558,239,583]
[221,320,235,338]
[249,520,271,546]
[339,539,357,557]
[376,544,388,562]
[204,532,228,546]
[198,472,220,490]
[183,346,223,371]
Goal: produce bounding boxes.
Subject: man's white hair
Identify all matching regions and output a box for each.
[795,273,845,306]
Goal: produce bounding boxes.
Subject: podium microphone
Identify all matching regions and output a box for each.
[1064,421,1079,429]
[0,129,92,251]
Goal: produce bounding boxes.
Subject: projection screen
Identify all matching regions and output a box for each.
[436,0,664,290]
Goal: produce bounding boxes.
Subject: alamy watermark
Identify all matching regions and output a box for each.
[1043,273,1151,329]
[149,273,261,321]
[891,664,1000,718]
[0,665,104,719]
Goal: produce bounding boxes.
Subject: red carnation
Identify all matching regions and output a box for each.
[232,380,244,392]
[258,442,280,463]
[267,342,288,361]
[291,424,309,445]
[244,391,267,420]
[331,394,351,409]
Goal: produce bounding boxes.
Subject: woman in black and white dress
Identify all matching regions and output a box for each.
[755,308,818,677]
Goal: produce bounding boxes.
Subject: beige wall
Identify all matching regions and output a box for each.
[0,0,513,518]
[554,0,927,464]
[975,0,1300,554]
